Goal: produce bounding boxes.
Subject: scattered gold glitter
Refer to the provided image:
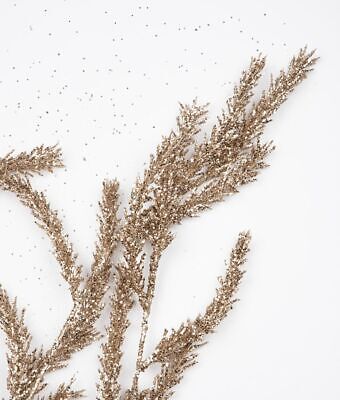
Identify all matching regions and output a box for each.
[0,48,317,399]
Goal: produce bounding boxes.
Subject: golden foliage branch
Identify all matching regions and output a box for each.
[0,48,317,399]
[0,145,63,178]
[0,150,120,398]
[99,48,317,400]
[0,174,82,297]
[0,286,47,399]
[139,232,250,400]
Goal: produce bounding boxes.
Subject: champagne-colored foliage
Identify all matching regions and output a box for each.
[0,48,316,399]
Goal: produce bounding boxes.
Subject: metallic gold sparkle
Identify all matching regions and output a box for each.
[0,47,317,399]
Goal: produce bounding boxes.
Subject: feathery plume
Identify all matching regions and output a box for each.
[105,48,317,399]
[0,145,64,178]
[0,48,317,399]
[0,149,120,398]
[43,379,84,400]
[141,232,250,399]
[25,180,121,398]
[0,286,46,399]
[0,174,82,298]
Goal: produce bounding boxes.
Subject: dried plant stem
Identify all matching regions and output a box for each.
[132,310,150,392]
[138,232,250,400]
[0,153,120,398]
[0,144,64,177]
[0,175,82,298]
[0,48,317,399]
[101,48,317,400]
[131,250,162,393]
[98,265,134,400]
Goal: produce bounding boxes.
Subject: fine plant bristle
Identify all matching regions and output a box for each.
[45,379,85,399]
[0,48,317,399]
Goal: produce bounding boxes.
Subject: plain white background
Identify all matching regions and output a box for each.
[0,0,339,398]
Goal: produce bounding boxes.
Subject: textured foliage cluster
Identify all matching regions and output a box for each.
[0,48,316,399]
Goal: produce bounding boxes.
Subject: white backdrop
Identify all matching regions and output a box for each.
[0,0,339,399]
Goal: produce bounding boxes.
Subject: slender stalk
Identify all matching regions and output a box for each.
[131,310,150,393]
[131,249,162,393]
